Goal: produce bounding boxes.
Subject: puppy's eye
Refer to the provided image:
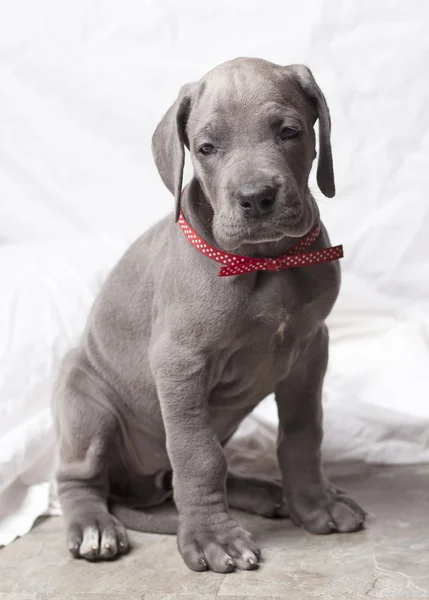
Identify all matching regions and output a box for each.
[279,127,300,140]
[198,144,215,156]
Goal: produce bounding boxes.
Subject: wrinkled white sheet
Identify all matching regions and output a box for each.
[1,0,428,546]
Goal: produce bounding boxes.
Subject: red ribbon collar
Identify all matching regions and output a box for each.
[179,212,343,277]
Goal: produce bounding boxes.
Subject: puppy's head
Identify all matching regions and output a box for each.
[152,58,335,251]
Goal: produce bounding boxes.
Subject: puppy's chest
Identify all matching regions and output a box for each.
[209,266,338,401]
[243,266,337,339]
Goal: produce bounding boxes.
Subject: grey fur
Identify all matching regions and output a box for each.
[53,57,365,573]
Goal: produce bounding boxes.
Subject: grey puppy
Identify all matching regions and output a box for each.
[53,57,365,573]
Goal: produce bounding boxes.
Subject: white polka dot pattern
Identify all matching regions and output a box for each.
[178,212,343,277]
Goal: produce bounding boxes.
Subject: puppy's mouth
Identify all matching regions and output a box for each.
[214,204,306,251]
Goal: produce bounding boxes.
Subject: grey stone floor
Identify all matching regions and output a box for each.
[1,464,429,599]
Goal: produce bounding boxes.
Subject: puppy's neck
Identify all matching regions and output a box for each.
[180,179,317,259]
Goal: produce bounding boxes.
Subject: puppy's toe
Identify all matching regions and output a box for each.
[79,526,101,560]
[329,497,365,533]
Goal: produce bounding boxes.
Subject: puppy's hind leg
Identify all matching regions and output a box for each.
[111,500,178,534]
[109,470,178,534]
[227,471,288,518]
[54,351,129,561]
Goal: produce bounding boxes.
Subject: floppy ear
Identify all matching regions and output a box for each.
[152,83,196,221]
[287,65,335,198]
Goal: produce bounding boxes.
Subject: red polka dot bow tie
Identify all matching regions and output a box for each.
[179,212,343,277]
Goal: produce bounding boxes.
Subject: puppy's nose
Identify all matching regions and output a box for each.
[236,183,277,217]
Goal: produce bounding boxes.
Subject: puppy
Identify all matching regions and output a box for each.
[53,58,365,573]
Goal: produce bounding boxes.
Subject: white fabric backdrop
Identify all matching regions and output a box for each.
[1,0,428,545]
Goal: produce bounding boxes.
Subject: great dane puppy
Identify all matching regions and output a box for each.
[53,57,365,573]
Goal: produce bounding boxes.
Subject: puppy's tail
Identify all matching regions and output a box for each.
[111,501,178,535]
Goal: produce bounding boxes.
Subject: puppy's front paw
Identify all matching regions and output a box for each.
[289,484,366,534]
[67,512,129,561]
[178,517,261,573]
